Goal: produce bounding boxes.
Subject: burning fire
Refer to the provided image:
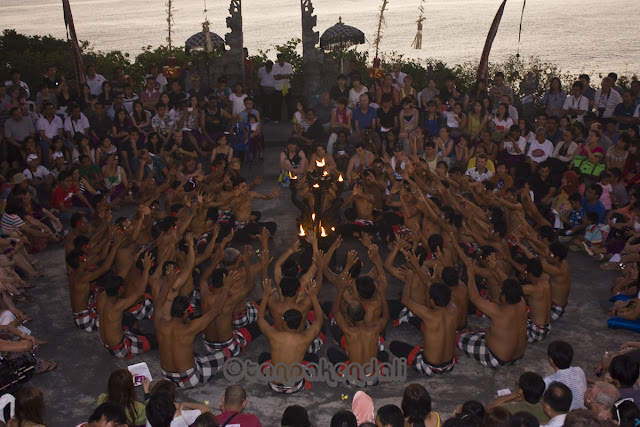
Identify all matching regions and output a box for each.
[316,158,326,168]
[331,226,335,231]
[311,213,316,221]
[313,183,320,188]
[338,174,344,182]
[299,225,305,236]
[289,171,297,180]
[323,171,329,176]
[320,226,328,237]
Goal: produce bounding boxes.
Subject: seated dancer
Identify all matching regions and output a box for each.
[268,246,326,355]
[339,182,393,241]
[458,259,527,368]
[113,205,150,280]
[229,177,278,243]
[65,232,124,332]
[96,253,157,358]
[199,245,265,357]
[390,269,459,376]
[328,271,390,382]
[543,242,571,322]
[258,278,324,394]
[503,240,552,342]
[155,258,236,389]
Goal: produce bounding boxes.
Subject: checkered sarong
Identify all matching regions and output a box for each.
[393,306,417,327]
[231,300,259,329]
[268,379,306,394]
[407,345,456,376]
[162,350,230,389]
[73,308,99,332]
[128,294,154,320]
[550,302,566,322]
[457,331,507,368]
[105,329,151,359]
[526,319,551,343]
[204,330,248,357]
[305,310,325,354]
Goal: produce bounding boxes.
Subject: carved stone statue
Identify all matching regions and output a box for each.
[301,0,337,99]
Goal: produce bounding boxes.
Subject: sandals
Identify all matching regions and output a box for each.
[36,359,57,374]
[14,292,34,304]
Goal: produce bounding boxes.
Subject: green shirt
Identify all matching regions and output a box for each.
[501,401,550,424]
[98,393,147,426]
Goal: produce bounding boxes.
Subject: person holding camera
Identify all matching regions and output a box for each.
[563,81,590,124]
[594,77,622,121]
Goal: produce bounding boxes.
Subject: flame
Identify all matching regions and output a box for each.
[331,226,335,231]
[323,171,329,176]
[320,226,328,237]
[316,158,326,167]
[313,183,320,188]
[299,225,305,236]
[338,174,344,182]
[289,171,297,180]
[311,213,315,221]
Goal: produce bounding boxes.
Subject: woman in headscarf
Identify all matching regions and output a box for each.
[351,391,375,425]
[552,170,580,219]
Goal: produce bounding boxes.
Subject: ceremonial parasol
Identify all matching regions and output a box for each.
[185,22,225,55]
[320,17,365,72]
[320,17,365,51]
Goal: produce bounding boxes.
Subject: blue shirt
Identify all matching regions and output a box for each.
[581,197,605,224]
[352,106,377,131]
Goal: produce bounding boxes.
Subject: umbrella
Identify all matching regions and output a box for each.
[320,17,365,51]
[185,25,225,55]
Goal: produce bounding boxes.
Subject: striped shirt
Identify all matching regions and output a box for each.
[544,366,587,410]
[1,213,24,235]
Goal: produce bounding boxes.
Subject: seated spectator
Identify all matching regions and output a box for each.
[401,384,440,427]
[8,387,47,427]
[330,411,357,427]
[375,405,404,427]
[608,355,640,409]
[82,402,128,427]
[544,341,587,410]
[216,385,262,427]
[97,369,150,427]
[465,153,494,182]
[584,381,620,420]
[488,372,549,424]
[540,382,572,427]
[280,405,310,427]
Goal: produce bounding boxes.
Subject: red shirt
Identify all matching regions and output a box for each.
[216,411,262,427]
[51,183,78,209]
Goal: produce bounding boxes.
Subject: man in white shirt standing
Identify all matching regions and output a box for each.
[563,81,589,124]
[272,53,294,123]
[4,69,30,99]
[541,382,572,427]
[391,63,406,91]
[85,64,106,96]
[258,60,276,121]
[543,341,587,410]
[594,77,622,121]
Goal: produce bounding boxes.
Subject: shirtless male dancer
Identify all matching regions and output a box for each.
[97,253,157,358]
[66,232,123,332]
[229,177,278,242]
[155,269,235,388]
[258,278,323,394]
[390,269,459,376]
[458,259,527,368]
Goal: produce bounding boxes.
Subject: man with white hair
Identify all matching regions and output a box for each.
[584,381,620,421]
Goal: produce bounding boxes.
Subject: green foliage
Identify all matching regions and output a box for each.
[250,38,304,90]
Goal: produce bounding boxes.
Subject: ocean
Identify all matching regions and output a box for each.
[2,0,639,76]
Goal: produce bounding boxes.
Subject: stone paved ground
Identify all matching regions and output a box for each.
[21,123,638,426]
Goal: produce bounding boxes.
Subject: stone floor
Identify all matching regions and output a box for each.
[22,122,638,427]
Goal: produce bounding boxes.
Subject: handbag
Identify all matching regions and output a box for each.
[573,154,605,178]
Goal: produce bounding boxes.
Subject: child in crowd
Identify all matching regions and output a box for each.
[609,168,629,209]
[598,170,614,211]
[571,211,603,255]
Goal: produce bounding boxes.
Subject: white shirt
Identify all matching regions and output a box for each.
[465,167,494,182]
[23,166,51,180]
[544,366,587,410]
[86,74,106,95]
[527,139,554,163]
[507,105,519,124]
[348,86,369,109]
[391,71,407,90]
[146,73,168,92]
[594,88,622,119]
[563,95,590,123]
[64,113,90,137]
[542,414,566,427]
[503,136,527,156]
[257,66,275,88]
[229,93,248,115]
[122,93,139,114]
[272,62,293,90]
[444,111,460,128]
[36,115,63,139]
[146,409,201,427]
